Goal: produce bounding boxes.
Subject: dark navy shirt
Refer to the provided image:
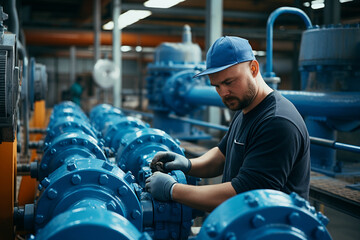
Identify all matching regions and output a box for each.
[218,91,310,199]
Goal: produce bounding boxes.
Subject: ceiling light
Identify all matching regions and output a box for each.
[135,46,143,52]
[311,0,325,9]
[144,0,185,9]
[103,10,152,30]
[303,2,310,7]
[340,0,353,3]
[121,46,132,52]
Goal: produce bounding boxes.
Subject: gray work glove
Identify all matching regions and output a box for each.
[150,151,191,174]
[145,172,177,201]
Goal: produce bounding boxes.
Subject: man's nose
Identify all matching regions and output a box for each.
[217,86,230,97]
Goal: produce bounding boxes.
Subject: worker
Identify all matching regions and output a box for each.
[145,36,310,212]
[70,76,83,106]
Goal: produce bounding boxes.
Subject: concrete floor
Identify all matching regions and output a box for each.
[321,205,360,240]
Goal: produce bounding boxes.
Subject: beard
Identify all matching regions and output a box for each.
[222,80,257,111]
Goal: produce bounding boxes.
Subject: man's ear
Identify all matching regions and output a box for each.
[250,60,259,77]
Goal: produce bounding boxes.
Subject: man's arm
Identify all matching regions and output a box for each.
[188,147,225,178]
[172,182,236,212]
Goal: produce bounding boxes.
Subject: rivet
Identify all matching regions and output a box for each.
[150,135,155,141]
[251,214,266,228]
[47,188,58,199]
[99,174,109,185]
[131,210,141,219]
[118,186,128,196]
[102,161,114,171]
[71,139,77,144]
[83,140,88,145]
[137,139,143,144]
[130,144,135,150]
[161,137,166,143]
[71,174,81,185]
[67,162,77,171]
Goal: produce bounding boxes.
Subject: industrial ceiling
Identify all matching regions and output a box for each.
[2,0,360,57]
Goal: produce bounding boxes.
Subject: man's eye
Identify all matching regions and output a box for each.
[224,81,232,86]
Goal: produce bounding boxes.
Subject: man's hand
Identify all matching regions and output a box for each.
[145,172,177,201]
[150,152,191,174]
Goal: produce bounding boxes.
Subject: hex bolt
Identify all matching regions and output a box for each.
[102,161,114,171]
[157,204,165,213]
[35,214,44,224]
[83,140,88,145]
[118,186,128,196]
[288,212,300,225]
[67,162,77,171]
[317,212,329,226]
[131,210,141,219]
[99,174,109,185]
[71,174,81,185]
[50,148,56,154]
[47,188,58,200]
[225,232,237,240]
[247,197,259,207]
[41,163,48,170]
[314,226,326,239]
[251,214,266,228]
[106,200,117,211]
[205,223,218,238]
[171,232,178,239]
[124,171,135,183]
[41,177,50,188]
[150,135,155,141]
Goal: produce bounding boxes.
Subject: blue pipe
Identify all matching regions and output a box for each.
[185,86,360,120]
[265,7,312,78]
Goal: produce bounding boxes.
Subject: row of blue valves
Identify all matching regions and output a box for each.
[21,101,332,240]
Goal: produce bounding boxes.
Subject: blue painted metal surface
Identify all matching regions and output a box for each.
[196,189,331,240]
[91,104,194,239]
[264,7,312,88]
[35,158,143,231]
[28,101,333,240]
[146,25,210,140]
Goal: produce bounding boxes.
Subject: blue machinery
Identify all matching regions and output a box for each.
[4,4,359,240]
[146,7,360,176]
[14,102,331,240]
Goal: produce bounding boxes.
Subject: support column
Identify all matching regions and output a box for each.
[113,0,122,108]
[206,0,223,135]
[324,0,341,25]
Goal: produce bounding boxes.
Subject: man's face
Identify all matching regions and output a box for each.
[209,61,257,111]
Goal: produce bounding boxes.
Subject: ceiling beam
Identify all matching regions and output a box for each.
[121,3,268,20]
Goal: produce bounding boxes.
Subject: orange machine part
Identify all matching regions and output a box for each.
[0,137,17,240]
[18,100,48,206]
